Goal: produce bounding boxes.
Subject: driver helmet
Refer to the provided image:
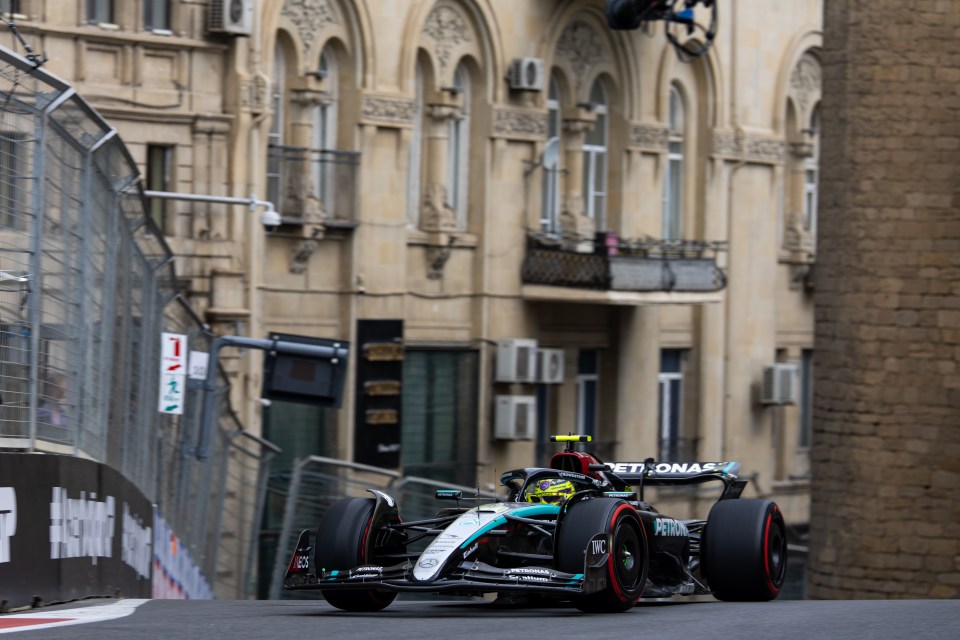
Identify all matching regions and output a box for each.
[525,478,575,504]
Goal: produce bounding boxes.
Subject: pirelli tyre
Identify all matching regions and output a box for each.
[315,497,398,612]
[702,499,787,602]
[556,498,647,613]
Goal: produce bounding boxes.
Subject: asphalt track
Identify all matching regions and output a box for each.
[1,597,958,640]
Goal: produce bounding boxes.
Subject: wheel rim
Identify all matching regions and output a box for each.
[612,520,643,592]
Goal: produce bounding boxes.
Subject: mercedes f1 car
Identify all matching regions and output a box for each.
[283,435,787,613]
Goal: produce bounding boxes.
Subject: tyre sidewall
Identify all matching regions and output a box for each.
[556,498,647,611]
[315,497,397,611]
[702,499,786,601]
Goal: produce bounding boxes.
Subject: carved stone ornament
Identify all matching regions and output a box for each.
[493,108,548,140]
[421,4,472,75]
[556,21,609,94]
[783,212,815,256]
[790,54,822,114]
[745,137,786,164]
[240,73,270,114]
[282,0,338,46]
[426,243,453,280]
[421,184,458,233]
[290,238,319,274]
[712,131,785,164]
[630,123,669,151]
[427,103,462,123]
[362,95,418,126]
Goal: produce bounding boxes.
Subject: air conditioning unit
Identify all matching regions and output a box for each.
[761,363,800,405]
[208,0,253,36]
[536,348,565,384]
[508,57,546,91]
[496,339,538,383]
[495,395,536,440]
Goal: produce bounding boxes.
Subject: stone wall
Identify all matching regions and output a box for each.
[809,0,960,598]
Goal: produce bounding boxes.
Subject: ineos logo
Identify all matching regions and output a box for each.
[296,555,309,570]
[590,539,606,555]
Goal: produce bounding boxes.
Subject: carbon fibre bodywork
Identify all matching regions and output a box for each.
[283,438,781,609]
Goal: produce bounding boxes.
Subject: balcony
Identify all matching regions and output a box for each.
[521,231,727,305]
[266,144,360,230]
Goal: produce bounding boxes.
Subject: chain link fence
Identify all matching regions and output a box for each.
[0,45,276,599]
[266,457,501,600]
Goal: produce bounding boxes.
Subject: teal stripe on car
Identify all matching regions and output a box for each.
[458,504,561,549]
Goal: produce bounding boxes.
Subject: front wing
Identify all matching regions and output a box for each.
[283,530,610,596]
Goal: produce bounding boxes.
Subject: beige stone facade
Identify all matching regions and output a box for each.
[13,0,821,531]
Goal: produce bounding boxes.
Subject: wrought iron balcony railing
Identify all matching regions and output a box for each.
[266,144,360,226]
[521,231,727,293]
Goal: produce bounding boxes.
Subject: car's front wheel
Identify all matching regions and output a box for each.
[556,498,647,613]
[702,498,787,601]
[315,497,398,612]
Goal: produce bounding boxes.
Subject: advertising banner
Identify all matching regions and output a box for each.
[0,454,154,609]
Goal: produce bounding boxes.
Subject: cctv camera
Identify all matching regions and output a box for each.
[260,208,281,232]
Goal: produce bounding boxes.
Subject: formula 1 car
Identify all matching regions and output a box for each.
[283,435,787,613]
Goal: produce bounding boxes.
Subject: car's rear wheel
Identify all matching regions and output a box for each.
[315,497,398,612]
[702,499,787,601]
[556,498,647,613]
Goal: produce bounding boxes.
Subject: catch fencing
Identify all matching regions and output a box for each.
[0,44,275,599]
[266,456,500,600]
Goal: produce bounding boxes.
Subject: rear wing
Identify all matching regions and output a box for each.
[604,461,746,499]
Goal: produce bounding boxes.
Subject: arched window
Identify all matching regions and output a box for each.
[540,76,562,234]
[447,62,470,229]
[266,42,287,211]
[312,50,338,206]
[803,107,820,241]
[663,85,685,240]
[582,80,608,230]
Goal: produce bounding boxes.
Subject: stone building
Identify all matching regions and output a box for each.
[808,0,960,599]
[11,0,823,590]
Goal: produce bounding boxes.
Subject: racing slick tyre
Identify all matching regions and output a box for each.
[702,499,787,602]
[556,498,647,613]
[315,497,398,612]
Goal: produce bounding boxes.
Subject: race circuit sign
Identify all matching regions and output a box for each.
[159,332,187,415]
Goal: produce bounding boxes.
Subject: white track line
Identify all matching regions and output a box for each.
[0,599,150,634]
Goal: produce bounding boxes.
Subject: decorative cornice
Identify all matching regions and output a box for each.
[361,95,417,127]
[712,131,786,164]
[493,108,548,140]
[282,0,338,47]
[421,4,472,76]
[629,123,669,151]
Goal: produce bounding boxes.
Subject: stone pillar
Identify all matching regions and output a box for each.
[615,306,661,461]
[288,87,330,221]
[808,0,960,599]
[421,103,461,234]
[559,107,596,242]
[191,117,232,240]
